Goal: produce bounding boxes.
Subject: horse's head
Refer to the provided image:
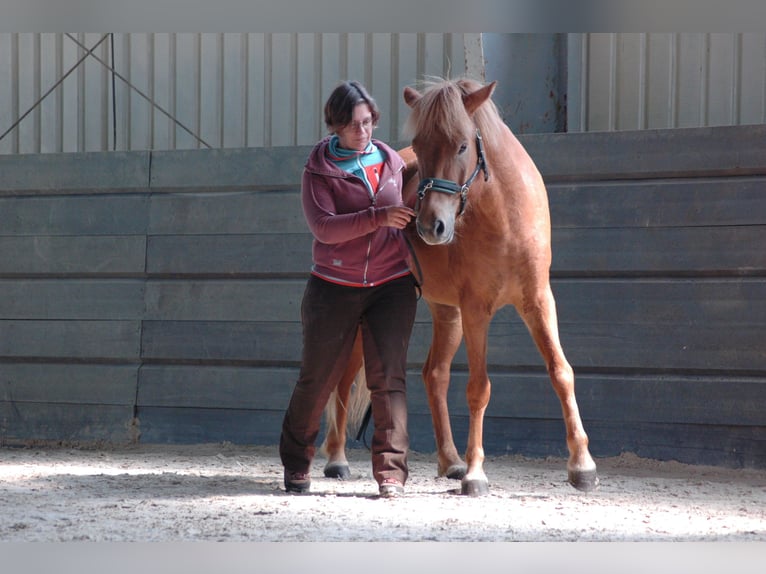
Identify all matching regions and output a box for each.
[403,79,496,245]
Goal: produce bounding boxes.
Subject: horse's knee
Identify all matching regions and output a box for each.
[465,377,491,413]
[550,361,574,387]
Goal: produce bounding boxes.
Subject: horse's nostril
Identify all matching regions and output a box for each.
[434,219,445,237]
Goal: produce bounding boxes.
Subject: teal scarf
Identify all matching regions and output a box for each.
[327,135,385,195]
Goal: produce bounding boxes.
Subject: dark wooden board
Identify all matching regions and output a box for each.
[548,177,766,228]
[0,320,141,360]
[0,403,136,443]
[136,407,284,445]
[0,151,150,195]
[148,190,305,235]
[149,146,313,191]
[0,280,145,319]
[0,194,149,235]
[552,226,766,275]
[146,235,313,276]
[136,365,296,410]
[521,125,766,181]
[0,236,147,275]
[0,363,138,405]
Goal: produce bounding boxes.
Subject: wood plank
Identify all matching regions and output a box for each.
[149,146,312,191]
[140,321,301,364]
[521,124,766,182]
[146,235,313,276]
[552,226,766,275]
[0,236,147,275]
[549,177,766,229]
[137,365,296,409]
[137,407,283,444]
[564,419,766,468]
[149,190,305,234]
[0,279,144,319]
[550,278,766,327]
[0,194,149,235]
[0,151,150,195]
[0,320,141,360]
[144,280,304,321]
[0,363,138,405]
[0,402,136,443]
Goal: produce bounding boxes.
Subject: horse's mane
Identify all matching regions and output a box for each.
[404,77,505,149]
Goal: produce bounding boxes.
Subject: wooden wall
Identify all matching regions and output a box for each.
[1,125,764,468]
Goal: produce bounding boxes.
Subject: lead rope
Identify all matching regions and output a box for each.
[354,403,373,447]
[405,232,424,300]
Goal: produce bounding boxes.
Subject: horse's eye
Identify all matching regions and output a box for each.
[458,142,468,155]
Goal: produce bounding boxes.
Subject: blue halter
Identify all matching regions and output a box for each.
[416,130,490,216]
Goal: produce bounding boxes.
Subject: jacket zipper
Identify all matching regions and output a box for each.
[361,162,404,285]
[358,154,378,286]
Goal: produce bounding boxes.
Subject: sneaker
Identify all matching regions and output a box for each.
[284,469,311,493]
[378,478,404,498]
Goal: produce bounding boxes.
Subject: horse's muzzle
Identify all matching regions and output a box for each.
[416,214,454,245]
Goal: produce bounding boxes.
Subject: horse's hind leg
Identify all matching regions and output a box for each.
[321,326,364,480]
[424,302,467,480]
[519,284,599,491]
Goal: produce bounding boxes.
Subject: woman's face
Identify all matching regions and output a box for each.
[336,103,374,152]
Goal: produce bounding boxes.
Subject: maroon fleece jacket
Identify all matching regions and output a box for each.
[301,137,411,287]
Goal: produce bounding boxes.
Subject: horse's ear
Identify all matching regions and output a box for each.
[463,81,497,115]
[403,86,422,108]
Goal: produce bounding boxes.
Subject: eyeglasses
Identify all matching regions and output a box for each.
[346,118,374,131]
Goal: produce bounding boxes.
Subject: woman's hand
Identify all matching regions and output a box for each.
[377,206,416,229]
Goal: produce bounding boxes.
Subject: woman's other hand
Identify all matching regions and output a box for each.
[377,206,415,229]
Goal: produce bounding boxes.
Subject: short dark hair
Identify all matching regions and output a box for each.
[324,80,380,133]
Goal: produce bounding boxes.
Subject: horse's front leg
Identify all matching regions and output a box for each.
[424,302,467,479]
[459,302,493,496]
[321,326,364,480]
[519,283,599,491]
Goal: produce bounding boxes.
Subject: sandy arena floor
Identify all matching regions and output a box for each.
[1,442,764,543]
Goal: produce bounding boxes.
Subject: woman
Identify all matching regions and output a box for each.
[279,81,417,497]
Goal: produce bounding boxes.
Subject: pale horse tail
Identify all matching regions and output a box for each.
[320,363,371,454]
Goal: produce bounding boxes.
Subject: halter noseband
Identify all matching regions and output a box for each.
[416,130,490,216]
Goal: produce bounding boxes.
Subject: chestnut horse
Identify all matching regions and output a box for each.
[322,78,598,495]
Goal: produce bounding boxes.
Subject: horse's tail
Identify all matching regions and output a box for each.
[322,363,371,449]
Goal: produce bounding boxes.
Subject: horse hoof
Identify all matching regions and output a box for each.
[461,478,489,497]
[568,468,599,492]
[443,464,467,480]
[324,462,351,480]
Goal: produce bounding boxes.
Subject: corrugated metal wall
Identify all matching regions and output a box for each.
[0,33,466,154]
[4,33,766,154]
[570,33,766,131]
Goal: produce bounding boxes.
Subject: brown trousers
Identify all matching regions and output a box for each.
[279,274,417,485]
